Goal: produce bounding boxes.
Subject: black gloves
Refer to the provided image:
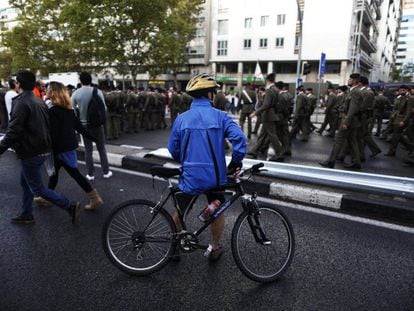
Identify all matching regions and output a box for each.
[227,161,242,174]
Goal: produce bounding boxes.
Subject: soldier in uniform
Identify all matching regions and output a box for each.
[136,87,147,129]
[238,83,257,139]
[277,82,293,155]
[305,88,317,133]
[372,89,390,136]
[317,85,337,137]
[170,87,181,126]
[319,73,362,169]
[358,76,381,159]
[157,88,167,129]
[385,85,414,156]
[252,87,265,135]
[180,92,193,113]
[125,87,140,133]
[247,73,284,162]
[144,87,157,130]
[290,86,310,142]
[213,83,227,111]
[105,89,119,140]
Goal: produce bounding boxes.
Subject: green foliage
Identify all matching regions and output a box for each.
[3,0,203,83]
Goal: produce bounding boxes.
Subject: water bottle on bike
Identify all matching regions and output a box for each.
[198,200,221,222]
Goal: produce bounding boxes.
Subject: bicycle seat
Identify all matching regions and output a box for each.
[150,166,181,179]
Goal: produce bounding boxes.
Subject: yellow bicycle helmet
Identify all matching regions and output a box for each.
[186,73,219,92]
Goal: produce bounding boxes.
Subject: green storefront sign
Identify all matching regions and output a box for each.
[216,75,265,83]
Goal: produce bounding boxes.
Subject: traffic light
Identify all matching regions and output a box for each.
[302,63,311,75]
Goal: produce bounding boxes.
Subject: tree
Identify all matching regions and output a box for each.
[147,0,204,86]
[4,0,203,82]
[0,51,13,80]
[5,0,101,75]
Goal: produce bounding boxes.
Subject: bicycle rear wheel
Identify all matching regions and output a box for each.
[231,204,295,283]
[102,199,177,276]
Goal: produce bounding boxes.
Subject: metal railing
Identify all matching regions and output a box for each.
[146,148,414,200]
[241,158,414,200]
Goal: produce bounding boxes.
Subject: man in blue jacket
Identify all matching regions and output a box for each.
[168,73,246,261]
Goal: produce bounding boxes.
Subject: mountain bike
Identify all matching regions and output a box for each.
[102,163,295,283]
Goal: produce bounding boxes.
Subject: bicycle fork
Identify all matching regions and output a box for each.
[242,195,271,245]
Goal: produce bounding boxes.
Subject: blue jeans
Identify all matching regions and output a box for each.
[20,154,70,216]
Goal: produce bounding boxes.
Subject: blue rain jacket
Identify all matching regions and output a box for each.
[168,98,246,195]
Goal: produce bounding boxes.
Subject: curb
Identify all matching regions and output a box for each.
[76,148,414,226]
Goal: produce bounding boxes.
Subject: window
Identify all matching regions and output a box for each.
[260,15,269,27]
[295,35,301,47]
[275,37,284,48]
[218,19,228,35]
[244,39,251,49]
[277,14,286,25]
[217,40,228,56]
[244,17,252,28]
[259,38,268,48]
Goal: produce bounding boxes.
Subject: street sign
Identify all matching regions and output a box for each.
[297,78,303,87]
[319,53,326,78]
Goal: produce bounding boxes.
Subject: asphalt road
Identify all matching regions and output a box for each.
[1,151,413,311]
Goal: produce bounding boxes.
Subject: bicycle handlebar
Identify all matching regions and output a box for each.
[227,162,265,177]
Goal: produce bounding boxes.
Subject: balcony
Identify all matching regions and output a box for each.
[358,30,377,53]
[356,0,379,33]
[359,50,375,69]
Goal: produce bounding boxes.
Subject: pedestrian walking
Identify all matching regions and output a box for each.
[0,70,80,224]
[71,72,112,180]
[33,81,103,211]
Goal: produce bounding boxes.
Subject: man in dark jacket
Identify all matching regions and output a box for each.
[0,70,80,224]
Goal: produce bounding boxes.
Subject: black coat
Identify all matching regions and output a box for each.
[0,91,51,159]
[49,105,91,153]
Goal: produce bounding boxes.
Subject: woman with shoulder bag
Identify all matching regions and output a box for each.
[34,81,103,210]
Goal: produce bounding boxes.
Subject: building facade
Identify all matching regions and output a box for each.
[209,0,402,89]
[396,1,414,80]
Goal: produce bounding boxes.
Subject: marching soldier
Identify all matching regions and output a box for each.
[213,82,227,111]
[170,87,181,126]
[238,83,257,139]
[157,89,167,129]
[358,76,381,159]
[319,73,362,169]
[125,87,140,133]
[385,85,414,156]
[137,87,147,129]
[144,87,157,130]
[305,88,317,133]
[372,89,390,136]
[247,73,285,162]
[252,87,265,135]
[317,85,337,137]
[290,86,310,142]
[105,90,121,140]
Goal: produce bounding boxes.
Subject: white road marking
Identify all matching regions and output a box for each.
[79,161,414,234]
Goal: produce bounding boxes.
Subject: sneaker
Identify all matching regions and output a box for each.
[103,171,113,179]
[208,246,224,262]
[33,196,53,207]
[69,202,80,224]
[11,214,35,224]
[86,174,95,181]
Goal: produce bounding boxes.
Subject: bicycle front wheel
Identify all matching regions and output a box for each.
[102,199,177,276]
[231,204,295,283]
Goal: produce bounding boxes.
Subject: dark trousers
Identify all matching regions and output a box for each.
[48,156,93,193]
[83,125,109,176]
[239,111,253,138]
[20,155,70,216]
[251,121,283,157]
[328,127,360,164]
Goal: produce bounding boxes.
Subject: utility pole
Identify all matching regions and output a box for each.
[294,0,304,109]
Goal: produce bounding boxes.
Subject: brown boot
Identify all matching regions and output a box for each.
[33,196,53,207]
[84,189,103,210]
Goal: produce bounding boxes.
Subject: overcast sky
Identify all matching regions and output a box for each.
[0,0,9,9]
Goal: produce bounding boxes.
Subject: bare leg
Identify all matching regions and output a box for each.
[210,214,225,250]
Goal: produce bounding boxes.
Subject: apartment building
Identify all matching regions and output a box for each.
[209,0,402,88]
[396,0,414,79]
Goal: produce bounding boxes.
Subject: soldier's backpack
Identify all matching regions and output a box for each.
[87,87,106,128]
